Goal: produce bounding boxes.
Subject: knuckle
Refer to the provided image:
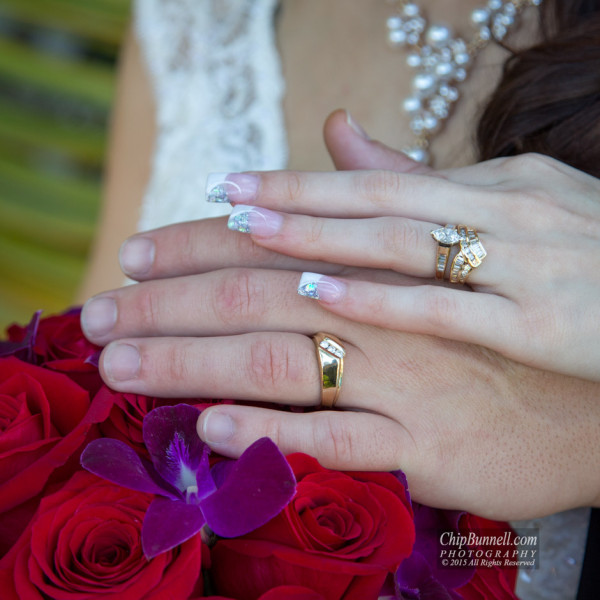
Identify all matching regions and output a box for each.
[364,287,386,315]
[313,414,356,466]
[232,229,268,264]
[420,288,459,332]
[498,185,557,231]
[498,152,559,180]
[176,224,203,269]
[136,287,164,332]
[212,269,265,326]
[377,218,422,267]
[272,171,304,206]
[306,218,326,245]
[161,341,193,383]
[246,336,294,392]
[354,170,402,207]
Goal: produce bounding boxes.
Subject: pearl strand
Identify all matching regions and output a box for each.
[386,0,543,164]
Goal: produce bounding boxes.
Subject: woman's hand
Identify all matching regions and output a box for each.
[81,214,600,520]
[203,154,600,382]
[80,113,600,518]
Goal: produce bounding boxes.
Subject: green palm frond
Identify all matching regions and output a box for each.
[0,0,131,330]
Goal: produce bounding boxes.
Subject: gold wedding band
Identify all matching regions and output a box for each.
[312,332,345,408]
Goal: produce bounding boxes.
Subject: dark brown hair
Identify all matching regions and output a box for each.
[477,0,600,178]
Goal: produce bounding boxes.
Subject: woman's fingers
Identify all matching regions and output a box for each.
[226,207,504,285]
[206,169,494,225]
[196,405,409,472]
[323,109,435,175]
[294,275,516,357]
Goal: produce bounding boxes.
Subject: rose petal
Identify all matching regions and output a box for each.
[143,405,211,493]
[81,438,178,499]
[142,497,205,559]
[201,438,296,537]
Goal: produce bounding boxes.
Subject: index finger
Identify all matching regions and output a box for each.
[205,169,495,224]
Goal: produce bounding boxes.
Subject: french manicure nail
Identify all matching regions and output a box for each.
[206,173,259,203]
[202,411,234,444]
[297,272,347,303]
[103,343,141,382]
[227,205,283,236]
[119,237,155,277]
[346,110,371,140]
[81,296,117,338]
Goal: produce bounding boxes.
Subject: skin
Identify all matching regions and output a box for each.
[80,112,600,521]
[218,155,600,382]
[78,2,599,520]
[76,0,531,300]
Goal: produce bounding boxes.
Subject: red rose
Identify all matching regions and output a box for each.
[0,471,204,599]
[457,515,519,600]
[205,586,326,599]
[7,310,102,394]
[210,454,415,600]
[0,357,113,556]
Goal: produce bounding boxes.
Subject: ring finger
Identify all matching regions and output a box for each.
[99,331,366,410]
[226,206,500,285]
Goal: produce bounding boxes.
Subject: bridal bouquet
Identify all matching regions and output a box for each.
[0,310,519,599]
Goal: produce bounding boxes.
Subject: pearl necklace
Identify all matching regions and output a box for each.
[386,0,543,164]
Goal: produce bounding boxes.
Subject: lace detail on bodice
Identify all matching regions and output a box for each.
[134,0,287,231]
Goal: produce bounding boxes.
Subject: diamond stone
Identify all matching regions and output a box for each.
[431,226,460,245]
[207,184,229,203]
[227,212,250,233]
[298,282,319,299]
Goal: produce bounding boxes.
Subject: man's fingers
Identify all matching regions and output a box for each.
[197,404,410,472]
[119,217,337,282]
[81,268,346,345]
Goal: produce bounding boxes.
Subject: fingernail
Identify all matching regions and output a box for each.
[103,343,141,382]
[119,237,155,277]
[81,297,117,338]
[206,173,259,203]
[227,205,283,236]
[346,110,370,140]
[202,410,234,444]
[297,272,347,303]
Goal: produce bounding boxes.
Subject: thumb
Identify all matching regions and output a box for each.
[197,404,406,472]
[323,109,435,175]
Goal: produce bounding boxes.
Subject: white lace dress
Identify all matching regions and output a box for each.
[134,1,589,598]
[135,0,287,232]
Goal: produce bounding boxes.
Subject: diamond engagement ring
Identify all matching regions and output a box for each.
[312,333,345,408]
[430,224,486,283]
[430,224,462,280]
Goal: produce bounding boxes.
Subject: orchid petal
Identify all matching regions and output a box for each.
[81,438,178,499]
[0,310,41,362]
[143,404,212,495]
[201,437,296,537]
[142,496,205,559]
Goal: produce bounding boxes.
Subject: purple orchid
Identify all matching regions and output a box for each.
[0,310,40,362]
[395,505,475,599]
[81,404,296,559]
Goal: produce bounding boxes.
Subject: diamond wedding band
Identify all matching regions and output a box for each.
[430,224,487,283]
